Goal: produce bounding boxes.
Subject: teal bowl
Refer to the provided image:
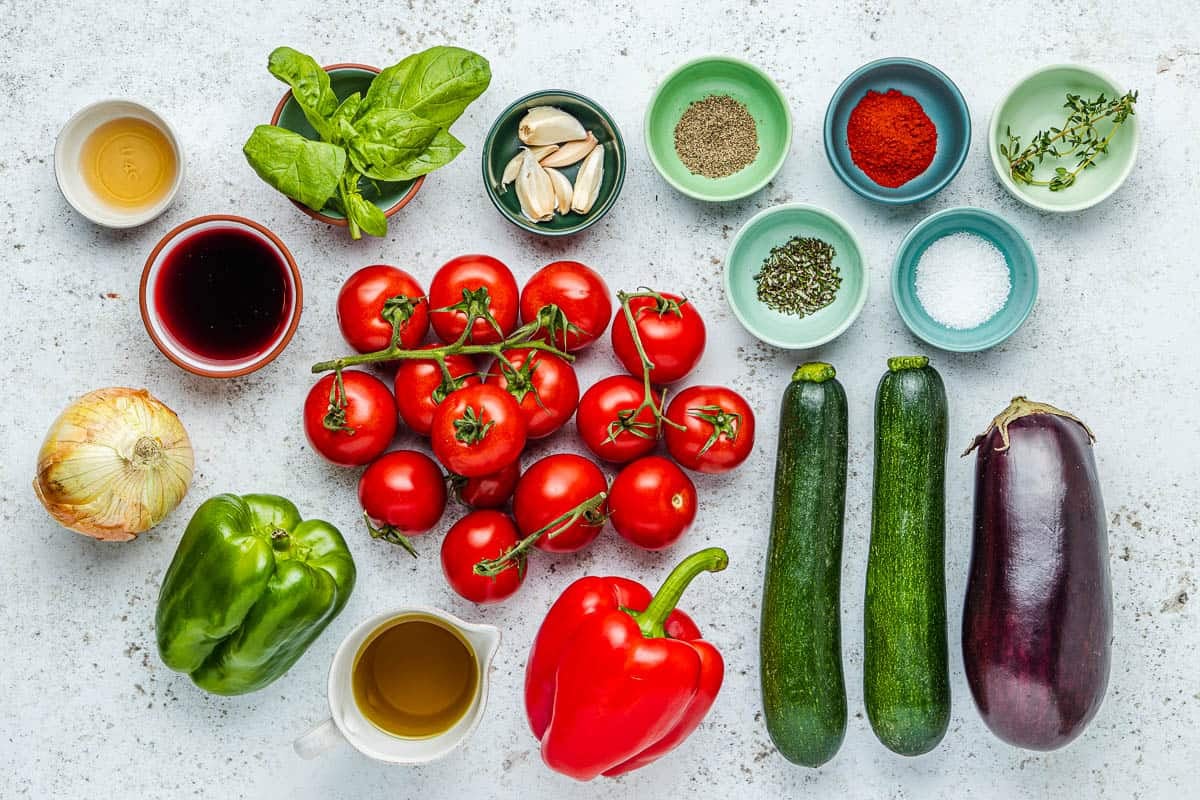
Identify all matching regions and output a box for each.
[645,56,792,202]
[988,63,1138,213]
[824,57,970,205]
[482,90,625,237]
[724,204,868,349]
[892,207,1038,352]
[270,63,423,227]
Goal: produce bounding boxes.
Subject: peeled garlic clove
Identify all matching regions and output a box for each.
[570,145,605,214]
[529,144,559,160]
[516,149,556,222]
[500,151,524,188]
[545,167,574,214]
[539,133,597,168]
[518,106,587,146]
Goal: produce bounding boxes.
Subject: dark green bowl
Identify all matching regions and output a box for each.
[482,90,625,237]
[269,63,423,227]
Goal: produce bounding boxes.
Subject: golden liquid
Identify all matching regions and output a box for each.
[80,117,176,209]
[352,616,478,739]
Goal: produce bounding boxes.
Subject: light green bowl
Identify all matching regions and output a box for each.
[645,56,792,202]
[988,64,1138,213]
[724,204,867,349]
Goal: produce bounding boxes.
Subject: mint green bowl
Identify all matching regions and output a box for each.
[724,204,867,349]
[988,64,1138,213]
[645,56,791,202]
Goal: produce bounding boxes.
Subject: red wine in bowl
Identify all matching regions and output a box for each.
[154,226,293,362]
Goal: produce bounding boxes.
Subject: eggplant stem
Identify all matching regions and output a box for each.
[963,395,1096,456]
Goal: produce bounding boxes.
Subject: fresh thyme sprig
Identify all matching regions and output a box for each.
[1000,90,1138,192]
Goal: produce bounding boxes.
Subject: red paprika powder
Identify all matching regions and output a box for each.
[846,89,937,188]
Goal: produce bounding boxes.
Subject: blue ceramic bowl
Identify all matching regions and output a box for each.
[892,207,1037,352]
[724,203,868,349]
[824,57,970,204]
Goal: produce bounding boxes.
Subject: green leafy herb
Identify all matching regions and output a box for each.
[243,45,491,239]
[1001,90,1137,192]
[242,125,346,211]
[754,236,840,318]
[360,46,492,127]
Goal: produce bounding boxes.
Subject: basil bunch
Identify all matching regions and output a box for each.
[243,46,491,239]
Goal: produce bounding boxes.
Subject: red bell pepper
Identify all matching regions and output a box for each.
[524,547,727,780]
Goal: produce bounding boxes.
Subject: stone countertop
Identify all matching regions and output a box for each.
[1,1,1196,797]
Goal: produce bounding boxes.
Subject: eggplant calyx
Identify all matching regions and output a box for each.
[963,395,1096,456]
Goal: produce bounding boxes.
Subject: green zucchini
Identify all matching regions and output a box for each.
[864,355,950,756]
[760,362,847,767]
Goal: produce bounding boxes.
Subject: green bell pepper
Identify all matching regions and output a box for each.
[156,493,356,695]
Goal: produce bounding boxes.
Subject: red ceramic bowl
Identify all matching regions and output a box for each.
[269,63,425,228]
[140,215,302,378]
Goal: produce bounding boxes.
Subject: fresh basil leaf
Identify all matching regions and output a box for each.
[329,93,362,145]
[346,108,441,182]
[344,189,387,238]
[268,46,339,141]
[242,125,345,211]
[396,127,464,178]
[360,46,491,128]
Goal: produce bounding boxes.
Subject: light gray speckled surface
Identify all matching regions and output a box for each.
[2,1,1197,797]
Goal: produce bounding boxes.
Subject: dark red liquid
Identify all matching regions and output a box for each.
[155,227,291,361]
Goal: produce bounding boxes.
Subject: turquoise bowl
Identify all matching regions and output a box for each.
[724,204,868,349]
[892,207,1038,352]
[824,57,970,205]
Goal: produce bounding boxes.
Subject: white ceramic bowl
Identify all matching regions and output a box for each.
[54,99,184,228]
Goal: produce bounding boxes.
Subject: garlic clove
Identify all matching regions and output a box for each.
[500,151,524,188]
[529,144,560,161]
[570,145,605,214]
[516,149,556,222]
[545,167,574,215]
[518,106,587,146]
[539,133,597,168]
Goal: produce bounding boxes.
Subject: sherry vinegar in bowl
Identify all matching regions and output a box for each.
[140,216,302,378]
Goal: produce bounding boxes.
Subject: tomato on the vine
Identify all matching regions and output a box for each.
[430,384,526,477]
[441,511,525,603]
[611,291,706,384]
[359,450,447,543]
[519,260,612,352]
[394,347,480,435]
[336,264,428,353]
[512,454,608,553]
[664,385,756,473]
[304,370,397,466]
[484,348,579,439]
[608,456,697,550]
[452,460,521,509]
[428,255,519,345]
[576,375,662,463]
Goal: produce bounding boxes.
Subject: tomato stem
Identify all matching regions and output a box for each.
[322,367,357,435]
[686,403,742,457]
[606,289,687,444]
[362,511,418,558]
[472,491,607,578]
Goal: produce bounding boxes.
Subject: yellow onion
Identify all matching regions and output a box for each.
[33,387,194,541]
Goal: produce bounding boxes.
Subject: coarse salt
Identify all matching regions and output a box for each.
[914,232,1011,330]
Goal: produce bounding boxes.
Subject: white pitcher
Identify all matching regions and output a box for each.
[293,606,501,764]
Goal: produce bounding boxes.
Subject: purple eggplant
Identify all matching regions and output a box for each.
[962,397,1111,751]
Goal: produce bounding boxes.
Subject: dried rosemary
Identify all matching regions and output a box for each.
[1000,90,1138,191]
[754,237,841,318]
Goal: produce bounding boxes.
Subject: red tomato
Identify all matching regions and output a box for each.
[393,347,480,435]
[575,375,662,463]
[428,255,519,345]
[664,385,756,473]
[452,460,521,509]
[358,450,447,535]
[608,456,697,550]
[430,384,527,477]
[519,260,612,352]
[440,510,525,603]
[483,348,579,439]
[512,454,608,553]
[611,292,706,384]
[304,370,397,466]
[336,264,429,353]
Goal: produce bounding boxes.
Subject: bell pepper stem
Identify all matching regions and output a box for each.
[632,547,728,639]
[270,529,290,552]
